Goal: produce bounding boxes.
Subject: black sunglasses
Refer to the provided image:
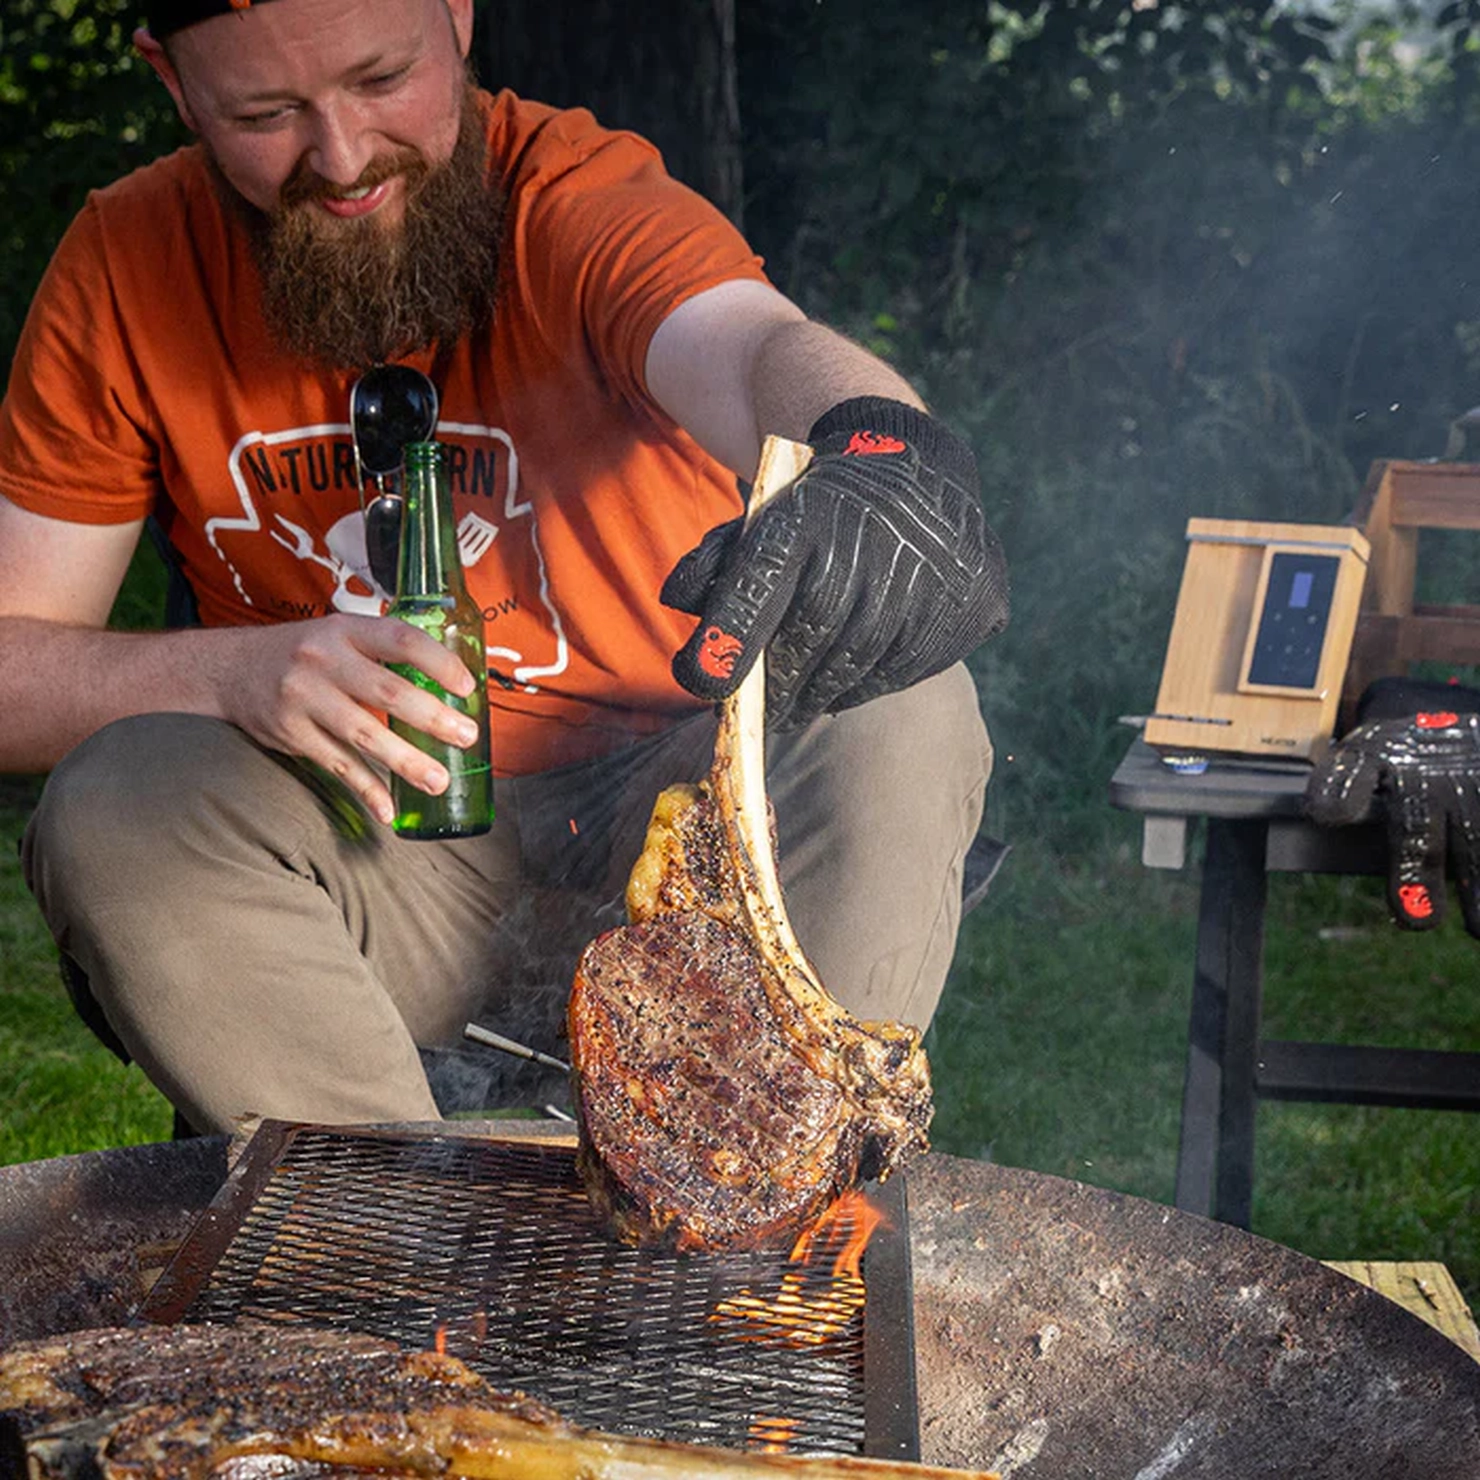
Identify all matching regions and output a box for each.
[349,364,440,593]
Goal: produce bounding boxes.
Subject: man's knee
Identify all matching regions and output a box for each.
[771,664,992,1027]
[23,713,304,917]
[869,661,993,795]
[34,710,260,824]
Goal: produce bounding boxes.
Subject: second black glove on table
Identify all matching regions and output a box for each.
[1305,678,1480,936]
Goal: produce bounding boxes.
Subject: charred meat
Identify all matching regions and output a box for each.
[0,1321,993,1480]
[569,438,933,1252]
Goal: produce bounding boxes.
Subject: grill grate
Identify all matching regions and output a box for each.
[139,1123,918,1458]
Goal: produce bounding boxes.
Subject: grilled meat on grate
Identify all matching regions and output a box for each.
[1,1322,545,1478]
[569,438,934,1252]
[0,1322,991,1479]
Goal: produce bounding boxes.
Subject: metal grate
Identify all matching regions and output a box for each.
[140,1123,918,1458]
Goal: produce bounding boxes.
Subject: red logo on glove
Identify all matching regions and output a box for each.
[843,431,906,456]
[697,625,744,679]
[1415,711,1459,730]
[1397,883,1434,919]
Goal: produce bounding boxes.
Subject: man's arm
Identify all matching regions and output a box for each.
[0,498,485,822]
[644,278,1008,728]
[644,280,923,479]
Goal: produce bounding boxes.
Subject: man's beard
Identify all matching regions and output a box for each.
[230,89,503,369]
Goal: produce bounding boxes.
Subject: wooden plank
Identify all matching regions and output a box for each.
[1324,1260,1480,1363]
[1395,613,1480,666]
[1389,465,1480,530]
[1350,462,1417,617]
[1345,458,1391,535]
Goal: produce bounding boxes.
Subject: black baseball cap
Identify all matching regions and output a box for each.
[145,0,281,38]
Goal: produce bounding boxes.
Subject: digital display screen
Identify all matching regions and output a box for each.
[1245,552,1340,689]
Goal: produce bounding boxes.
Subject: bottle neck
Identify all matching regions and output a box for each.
[395,441,462,600]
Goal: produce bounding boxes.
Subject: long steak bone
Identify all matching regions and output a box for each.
[569,436,934,1251]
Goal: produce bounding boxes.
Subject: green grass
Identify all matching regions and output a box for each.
[929,811,1480,1311]
[1,777,1476,1316]
[0,776,173,1160]
[1252,870,1480,1297]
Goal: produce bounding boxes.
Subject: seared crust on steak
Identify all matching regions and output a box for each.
[0,1322,556,1478]
[569,438,933,1252]
[0,1322,998,1479]
[572,910,863,1249]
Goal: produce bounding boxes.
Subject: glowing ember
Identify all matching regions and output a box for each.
[748,1415,799,1453]
[709,1189,885,1347]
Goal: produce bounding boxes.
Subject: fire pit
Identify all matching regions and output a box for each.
[137,1122,919,1457]
[2,1124,1476,1477]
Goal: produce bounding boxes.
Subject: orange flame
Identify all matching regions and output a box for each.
[788,1188,883,1279]
[748,1415,799,1453]
[710,1189,885,1348]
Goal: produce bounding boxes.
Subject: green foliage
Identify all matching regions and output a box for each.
[0,0,187,378]
[108,536,171,631]
[740,2,1480,846]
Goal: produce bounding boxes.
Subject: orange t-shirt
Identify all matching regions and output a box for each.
[0,91,768,776]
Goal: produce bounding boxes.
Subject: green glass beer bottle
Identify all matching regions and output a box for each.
[386,440,494,839]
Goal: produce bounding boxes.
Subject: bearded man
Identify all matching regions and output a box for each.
[0,0,1008,1135]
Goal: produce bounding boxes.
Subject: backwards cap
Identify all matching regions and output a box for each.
[146,0,280,38]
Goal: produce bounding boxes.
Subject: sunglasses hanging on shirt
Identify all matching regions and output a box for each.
[349,363,440,594]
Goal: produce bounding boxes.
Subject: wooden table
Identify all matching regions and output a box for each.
[1109,736,1480,1228]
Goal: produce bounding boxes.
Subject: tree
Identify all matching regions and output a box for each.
[1,1,187,378]
[471,0,742,225]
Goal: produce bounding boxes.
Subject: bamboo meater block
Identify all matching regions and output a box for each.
[1145,518,1370,762]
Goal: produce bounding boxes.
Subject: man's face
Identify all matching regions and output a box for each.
[138,0,501,368]
[143,0,474,225]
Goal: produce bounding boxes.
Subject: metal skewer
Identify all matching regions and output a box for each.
[462,1022,571,1074]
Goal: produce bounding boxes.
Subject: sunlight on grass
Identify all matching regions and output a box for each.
[929,831,1196,1201]
[0,781,175,1162]
[1257,1102,1479,1297]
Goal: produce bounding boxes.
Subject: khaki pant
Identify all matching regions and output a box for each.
[23,665,990,1133]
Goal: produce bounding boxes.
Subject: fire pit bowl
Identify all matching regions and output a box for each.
[2,1127,1476,1478]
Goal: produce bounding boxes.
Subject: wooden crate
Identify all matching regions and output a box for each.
[1341,460,1480,728]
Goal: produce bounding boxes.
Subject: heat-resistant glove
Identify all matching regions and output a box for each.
[1305,706,1480,935]
[664,396,1010,729]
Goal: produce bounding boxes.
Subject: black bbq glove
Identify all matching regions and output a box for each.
[1304,703,1480,935]
[663,396,1010,729]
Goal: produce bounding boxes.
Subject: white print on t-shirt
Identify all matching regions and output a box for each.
[203,420,570,693]
[265,510,382,616]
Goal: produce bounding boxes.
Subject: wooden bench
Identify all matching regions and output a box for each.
[1324,1260,1480,1363]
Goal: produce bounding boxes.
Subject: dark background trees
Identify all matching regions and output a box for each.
[471,0,742,223]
